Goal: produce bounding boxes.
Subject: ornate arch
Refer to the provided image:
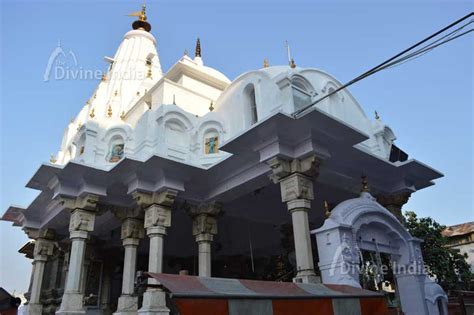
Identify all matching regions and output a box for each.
[313,192,446,315]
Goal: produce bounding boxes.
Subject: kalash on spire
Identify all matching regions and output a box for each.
[128,3,151,32]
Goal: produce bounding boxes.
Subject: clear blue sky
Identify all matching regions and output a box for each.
[0,0,472,294]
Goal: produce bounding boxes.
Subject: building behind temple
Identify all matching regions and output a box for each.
[2,5,450,315]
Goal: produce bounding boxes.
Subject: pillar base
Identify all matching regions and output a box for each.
[293,270,321,284]
[138,289,169,315]
[56,292,85,315]
[114,295,138,315]
[25,303,43,315]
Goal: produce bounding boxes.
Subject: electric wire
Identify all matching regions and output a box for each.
[292,12,474,117]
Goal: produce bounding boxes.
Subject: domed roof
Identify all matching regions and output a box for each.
[166,55,231,88]
[199,64,231,84]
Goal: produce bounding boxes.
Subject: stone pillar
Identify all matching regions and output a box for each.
[133,190,177,315]
[187,203,222,277]
[114,218,144,315]
[57,195,98,315]
[26,230,55,315]
[377,192,411,224]
[267,156,320,283]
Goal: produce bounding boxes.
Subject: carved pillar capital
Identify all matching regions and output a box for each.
[33,238,55,261]
[192,215,218,238]
[377,192,411,223]
[144,204,172,237]
[187,202,222,238]
[121,218,145,241]
[69,209,96,239]
[280,173,314,203]
[377,192,411,207]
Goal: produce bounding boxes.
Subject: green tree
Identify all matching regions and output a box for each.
[405,211,472,291]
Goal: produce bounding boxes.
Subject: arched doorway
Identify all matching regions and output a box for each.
[312,191,447,315]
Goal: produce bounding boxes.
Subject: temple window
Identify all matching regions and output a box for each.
[108,135,125,163]
[244,84,258,125]
[291,77,313,111]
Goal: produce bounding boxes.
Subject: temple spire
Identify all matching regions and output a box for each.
[195,37,202,57]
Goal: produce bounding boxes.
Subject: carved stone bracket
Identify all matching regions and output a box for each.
[59,194,99,211]
[23,228,56,240]
[133,189,178,209]
[112,206,144,221]
[267,155,321,183]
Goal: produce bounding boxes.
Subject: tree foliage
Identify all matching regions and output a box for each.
[405,211,472,291]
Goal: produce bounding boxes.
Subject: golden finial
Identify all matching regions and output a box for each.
[324,200,331,218]
[120,111,126,120]
[195,37,201,57]
[76,122,82,131]
[114,90,118,97]
[290,58,296,69]
[375,110,380,120]
[147,68,152,79]
[361,175,369,193]
[93,94,97,99]
[263,57,269,68]
[129,2,151,32]
[139,3,147,22]
[107,104,113,118]
[89,108,95,119]
[101,74,107,82]
[209,101,214,112]
[50,154,57,164]
[86,100,90,105]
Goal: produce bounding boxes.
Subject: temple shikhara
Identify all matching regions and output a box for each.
[1,5,450,315]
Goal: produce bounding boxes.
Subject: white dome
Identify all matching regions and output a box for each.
[200,65,231,84]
